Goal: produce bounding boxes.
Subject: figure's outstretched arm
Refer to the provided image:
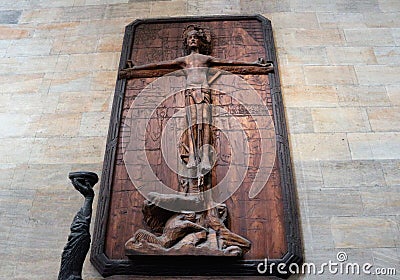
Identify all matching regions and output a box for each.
[209,57,274,72]
[119,58,185,79]
[125,58,183,70]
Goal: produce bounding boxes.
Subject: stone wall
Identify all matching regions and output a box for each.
[0,0,398,279]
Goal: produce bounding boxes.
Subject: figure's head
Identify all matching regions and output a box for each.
[183,25,211,55]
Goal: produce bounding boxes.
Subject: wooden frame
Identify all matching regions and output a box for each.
[91,15,302,278]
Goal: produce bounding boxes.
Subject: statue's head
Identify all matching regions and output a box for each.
[183,25,211,55]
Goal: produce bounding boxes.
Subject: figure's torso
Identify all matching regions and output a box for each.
[181,53,212,88]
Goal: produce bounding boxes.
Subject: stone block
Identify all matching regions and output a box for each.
[367,107,400,132]
[311,107,370,133]
[317,12,367,28]
[356,65,400,85]
[270,12,319,29]
[19,7,64,24]
[56,91,112,113]
[51,35,99,55]
[365,12,400,28]
[348,132,400,160]
[386,85,400,105]
[0,138,34,164]
[278,28,345,47]
[7,38,53,56]
[305,65,358,85]
[0,74,44,94]
[378,0,400,12]
[326,46,377,64]
[277,46,328,65]
[104,2,150,19]
[293,160,324,190]
[0,113,41,138]
[79,111,110,137]
[344,28,395,46]
[0,164,16,189]
[279,64,305,86]
[361,187,400,216]
[0,26,30,40]
[331,216,398,248]
[286,107,314,134]
[290,0,336,12]
[282,85,339,107]
[242,0,290,13]
[301,189,363,217]
[7,92,59,114]
[0,56,59,75]
[60,5,106,22]
[336,85,391,107]
[31,113,81,137]
[392,27,400,45]
[321,160,385,188]
[335,0,380,13]
[90,70,117,91]
[291,133,351,161]
[374,46,400,65]
[47,71,92,93]
[67,52,120,72]
[97,34,124,52]
[380,160,400,186]
[29,137,106,164]
[302,217,335,250]
[151,0,189,17]
[0,10,22,24]
[187,0,240,15]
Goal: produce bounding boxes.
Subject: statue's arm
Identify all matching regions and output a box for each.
[208,57,274,72]
[119,57,185,79]
[125,57,184,70]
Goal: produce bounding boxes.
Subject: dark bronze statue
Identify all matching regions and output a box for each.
[122,25,274,257]
[58,172,98,280]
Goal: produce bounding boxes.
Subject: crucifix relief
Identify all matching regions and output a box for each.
[120,25,273,257]
[91,16,302,277]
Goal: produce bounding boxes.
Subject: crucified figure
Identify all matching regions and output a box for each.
[123,25,273,178]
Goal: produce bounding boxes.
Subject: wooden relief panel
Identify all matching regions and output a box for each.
[91,15,302,278]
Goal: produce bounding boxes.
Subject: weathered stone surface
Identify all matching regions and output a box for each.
[286,107,314,134]
[291,133,351,161]
[283,85,339,107]
[367,107,400,132]
[361,187,400,216]
[304,65,358,85]
[336,85,391,107]
[326,47,377,64]
[344,28,395,46]
[331,217,398,248]
[348,133,400,160]
[311,107,370,132]
[0,1,399,279]
[320,160,386,188]
[300,188,364,217]
[355,65,400,85]
[0,10,22,24]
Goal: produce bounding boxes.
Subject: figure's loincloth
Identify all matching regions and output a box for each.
[185,88,211,104]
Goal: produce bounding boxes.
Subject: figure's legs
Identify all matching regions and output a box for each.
[200,101,212,174]
[185,91,197,169]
